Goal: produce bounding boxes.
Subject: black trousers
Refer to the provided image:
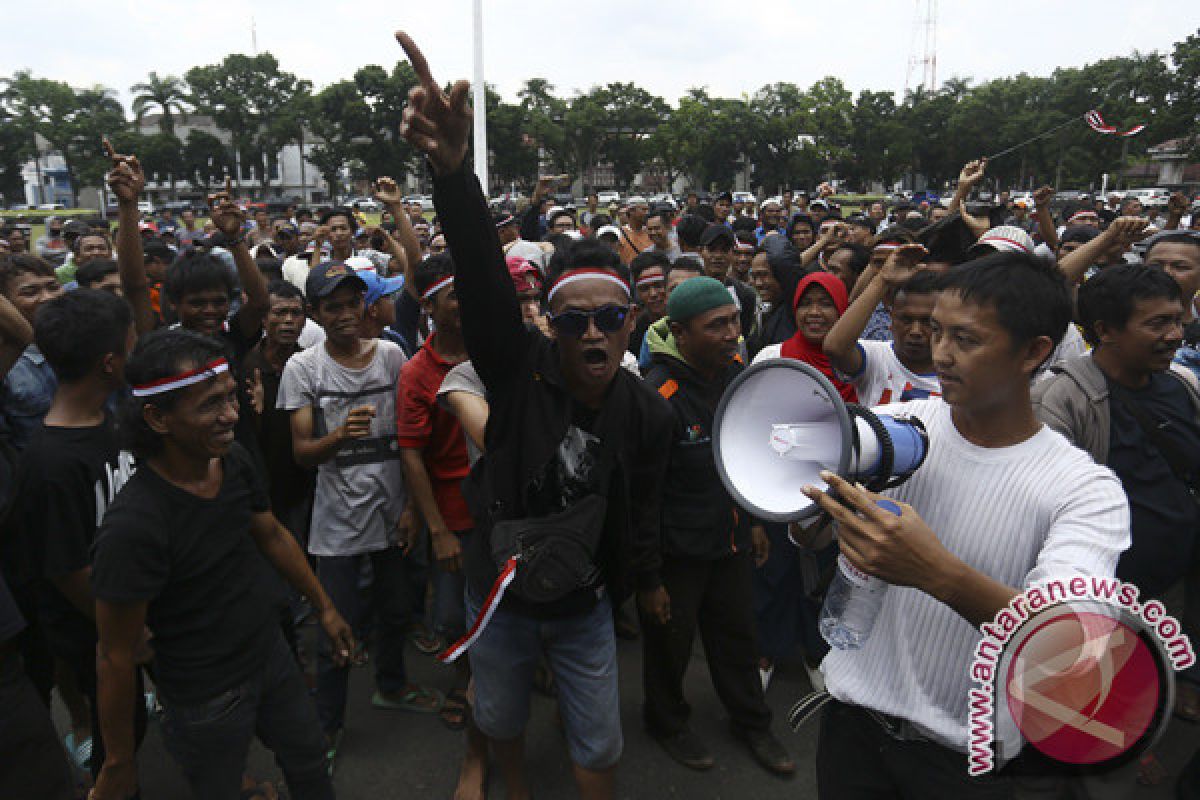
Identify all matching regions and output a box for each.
[817,699,1013,800]
[640,552,771,736]
[0,651,73,800]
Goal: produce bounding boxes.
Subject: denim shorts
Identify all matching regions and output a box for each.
[465,588,622,770]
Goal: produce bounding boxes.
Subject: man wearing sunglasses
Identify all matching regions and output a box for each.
[397,32,674,800]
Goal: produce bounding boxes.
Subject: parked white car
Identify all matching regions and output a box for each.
[348,197,382,212]
[597,190,621,206]
[1124,187,1171,209]
[137,200,154,215]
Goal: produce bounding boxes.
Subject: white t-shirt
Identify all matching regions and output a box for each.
[822,398,1130,763]
[841,339,940,407]
[276,339,408,557]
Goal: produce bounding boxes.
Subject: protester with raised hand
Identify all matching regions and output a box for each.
[396,31,673,800]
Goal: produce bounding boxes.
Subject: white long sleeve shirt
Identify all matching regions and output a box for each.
[822,398,1130,762]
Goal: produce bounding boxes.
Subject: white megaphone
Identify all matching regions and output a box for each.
[713,359,929,522]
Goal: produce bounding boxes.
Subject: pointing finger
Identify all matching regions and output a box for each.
[102,137,116,162]
[224,175,232,195]
[395,31,438,94]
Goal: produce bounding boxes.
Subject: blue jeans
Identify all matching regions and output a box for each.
[316,548,411,735]
[431,531,472,643]
[159,628,333,800]
[466,588,622,770]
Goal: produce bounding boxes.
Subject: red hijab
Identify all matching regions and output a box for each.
[780,271,858,402]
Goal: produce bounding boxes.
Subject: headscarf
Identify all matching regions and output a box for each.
[780,271,858,402]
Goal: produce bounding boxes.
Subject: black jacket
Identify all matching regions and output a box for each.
[433,169,674,617]
[642,348,751,561]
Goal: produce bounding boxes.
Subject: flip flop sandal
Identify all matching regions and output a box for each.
[409,629,445,655]
[371,686,445,713]
[440,690,469,731]
[63,732,93,770]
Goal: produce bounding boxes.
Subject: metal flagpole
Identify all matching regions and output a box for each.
[472,0,489,193]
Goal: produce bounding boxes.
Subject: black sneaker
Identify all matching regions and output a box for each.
[653,730,715,771]
[736,728,795,777]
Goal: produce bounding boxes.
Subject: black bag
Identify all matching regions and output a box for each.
[489,494,608,604]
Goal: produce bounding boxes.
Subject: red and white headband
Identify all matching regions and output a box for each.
[547,269,630,303]
[979,235,1032,255]
[422,276,454,300]
[635,273,665,290]
[132,358,230,398]
[1067,211,1099,224]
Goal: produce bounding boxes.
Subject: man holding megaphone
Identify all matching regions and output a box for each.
[639,276,793,777]
[790,252,1130,796]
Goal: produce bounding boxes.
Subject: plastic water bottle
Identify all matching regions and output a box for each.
[818,498,901,650]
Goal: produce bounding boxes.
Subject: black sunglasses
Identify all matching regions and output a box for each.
[548,304,630,337]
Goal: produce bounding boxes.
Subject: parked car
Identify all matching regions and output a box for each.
[402,194,433,208]
[137,200,155,215]
[37,203,66,211]
[732,191,755,206]
[596,190,621,206]
[348,197,382,212]
[1124,187,1171,209]
[649,193,677,210]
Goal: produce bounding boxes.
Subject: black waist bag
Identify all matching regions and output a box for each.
[490,494,608,604]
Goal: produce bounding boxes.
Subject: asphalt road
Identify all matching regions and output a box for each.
[57,620,1199,799]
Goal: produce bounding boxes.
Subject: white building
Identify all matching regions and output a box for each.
[133,113,330,205]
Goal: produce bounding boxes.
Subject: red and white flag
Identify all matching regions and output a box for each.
[1084,110,1145,137]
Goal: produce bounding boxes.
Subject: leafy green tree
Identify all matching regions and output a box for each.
[185,53,310,195]
[181,129,232,194]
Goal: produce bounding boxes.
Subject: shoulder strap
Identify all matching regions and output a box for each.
[1108,382,1197,487]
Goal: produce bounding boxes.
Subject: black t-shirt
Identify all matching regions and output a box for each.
[1107,373,1200,596]
[241,344,315,513]
[91,443,284,704]
[13,419,133,657]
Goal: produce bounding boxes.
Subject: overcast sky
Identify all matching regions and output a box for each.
[4,1,1196,112]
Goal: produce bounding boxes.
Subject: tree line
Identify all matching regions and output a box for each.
[1,29,1197,206]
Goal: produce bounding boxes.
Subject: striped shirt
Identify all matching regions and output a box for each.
[822,398,1130,762]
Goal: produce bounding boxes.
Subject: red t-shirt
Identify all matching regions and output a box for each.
[396,336,474,531]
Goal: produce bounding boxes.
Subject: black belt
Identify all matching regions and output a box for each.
[789,691,934,744]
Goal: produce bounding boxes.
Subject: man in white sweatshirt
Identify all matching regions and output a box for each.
[803,250,1130,798]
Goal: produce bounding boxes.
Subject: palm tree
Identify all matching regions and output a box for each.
[130,72,189,136]
[131,72,190,200]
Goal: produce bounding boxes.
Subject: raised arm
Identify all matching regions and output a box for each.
[1032,186,1059,251]
[374,177,422,273]
[1056,216,1149,286]
[947,158,987,216]
[207,180,269,339]
[1165,192,1189,231]
[824,244,927,375]
[801,222,845,267]
[396,31,528,391]
[0,291,32,380]
[103,139,156,336]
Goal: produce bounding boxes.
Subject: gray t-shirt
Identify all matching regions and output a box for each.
[277,339,407,556]
[436,360,486,466]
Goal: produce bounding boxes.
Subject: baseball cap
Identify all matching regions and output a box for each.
[700,224,736,248]
[506,255,543,294]
[595,225,621,240]
[968,225,1036,257]
[505,239,548,271]
[810,199,830,210]
[306,260,368,300]
[357,270,405,306]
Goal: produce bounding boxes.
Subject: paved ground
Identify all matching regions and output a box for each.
[56,618,1199,799]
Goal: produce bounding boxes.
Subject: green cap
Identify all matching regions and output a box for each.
[666,276,735,323]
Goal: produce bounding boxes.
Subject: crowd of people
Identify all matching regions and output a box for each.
[1,30,1199,800]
